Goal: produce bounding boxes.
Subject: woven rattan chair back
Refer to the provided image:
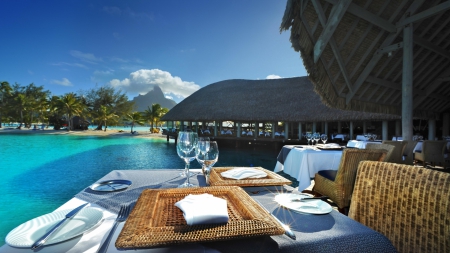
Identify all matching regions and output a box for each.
[365,143,394,162]
[313,149,387,210]
[349,161,450,253]
[414,140,447,167]
[381,141,405,164]
[401,140,418,165]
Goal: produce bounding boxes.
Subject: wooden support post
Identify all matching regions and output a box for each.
[337,121,342,134]
[428,118,436,140]
[312,122,317,133]
[284,122,289,140]
[349,121,354,140]
[237,122,241,138]
[402,20,414,141]
[363,121,367,134]
[298,122,302,140]
[382,120,388,140]
[324,122,328,135]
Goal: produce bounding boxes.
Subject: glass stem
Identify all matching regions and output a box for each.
[185,162,190,184]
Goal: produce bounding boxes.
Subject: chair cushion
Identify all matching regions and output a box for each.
[317,170,337,181]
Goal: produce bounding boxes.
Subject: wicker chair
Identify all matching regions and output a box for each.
[312,149,387,213]
[349,161,450,253]
[365,143,394,162]
[414,140,447,167]
[401,140,418,165]
[381,141,407,164]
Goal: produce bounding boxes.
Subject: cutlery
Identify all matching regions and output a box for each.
[254,199,296,240]
[97,204,131,253]
[291,196,328,202]
[31,203,89,250]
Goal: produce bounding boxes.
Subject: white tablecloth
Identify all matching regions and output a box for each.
[346,140,382,149]
[274,147,343,191]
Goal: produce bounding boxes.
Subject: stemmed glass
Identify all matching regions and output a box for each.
[197,137,210,174]
[196,141,219,184]
[177,131,198,187]
[321,134,328,144]
[313,132,321,146]
[306,133,312,145]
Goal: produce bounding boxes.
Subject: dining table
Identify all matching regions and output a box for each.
[0,169,397,253]
[346,140,382,149]
[274,145,343,191]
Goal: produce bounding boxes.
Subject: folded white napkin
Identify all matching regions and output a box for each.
[175,193,229,225]
[220,168,268,180]
[323,143,341,148]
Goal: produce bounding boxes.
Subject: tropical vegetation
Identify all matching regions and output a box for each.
[0,81,169,131]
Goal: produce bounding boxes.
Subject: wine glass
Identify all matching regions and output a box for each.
[306,133,312,145]
[321,134,328,144]
[197,137,210,174]
[196,141,219,185]
[313,132,321,146]
[177,131,198,187]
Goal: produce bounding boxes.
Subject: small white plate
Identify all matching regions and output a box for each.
[6,207,103,248]
[274,193,333,214]
[90,179,132,192]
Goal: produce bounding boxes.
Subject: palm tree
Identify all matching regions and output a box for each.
[14,93,27,129]
[95,105,119,131]
[124,111,145,133]
[0,81,12,128]
[143,104,162,132]
[58,93,83,130]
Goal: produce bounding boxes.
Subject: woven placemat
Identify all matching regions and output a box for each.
[115,186,285,248]
[209,167,292,187]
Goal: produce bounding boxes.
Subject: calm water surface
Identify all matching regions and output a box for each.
[0,133,277,246]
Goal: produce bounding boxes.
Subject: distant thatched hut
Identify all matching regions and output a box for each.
[161,77,400,140]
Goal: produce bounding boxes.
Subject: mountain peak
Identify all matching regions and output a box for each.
[131,85,177,111]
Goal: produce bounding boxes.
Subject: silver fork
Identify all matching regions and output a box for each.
[97,204,131,253]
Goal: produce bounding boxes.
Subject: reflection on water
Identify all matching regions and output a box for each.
[0,134,278,246]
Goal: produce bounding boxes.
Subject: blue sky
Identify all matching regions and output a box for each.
[0,0,306,103]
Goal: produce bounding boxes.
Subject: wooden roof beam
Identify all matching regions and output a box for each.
[311,0,353,93]
[396,1,450,28]
[414,67,450,108]
[323,0,396,32]
[313,0,352,63]
[413,35,450,60]
[345,0,427,104]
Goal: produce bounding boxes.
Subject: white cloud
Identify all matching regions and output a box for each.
[109,69,200,99]
[266,74,282,79]
[52,62,88,69]
[103,6,153,20]
[70,50,103,64]
[165,95,173,100]
[51,78,73,87]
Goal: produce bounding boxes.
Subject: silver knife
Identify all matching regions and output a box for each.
[254,199,296,240]
[31,203,89,250]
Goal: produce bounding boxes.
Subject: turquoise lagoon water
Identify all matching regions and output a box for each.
[0,133,277,246]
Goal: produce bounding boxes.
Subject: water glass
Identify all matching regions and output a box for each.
[321,134,328,144]
[196,141,219,184]
[306,133,312,145]
[177,131,198,187]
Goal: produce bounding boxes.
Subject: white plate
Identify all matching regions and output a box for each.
[274,193,333,214]
[90,179,132,192]
[6,207,103,248]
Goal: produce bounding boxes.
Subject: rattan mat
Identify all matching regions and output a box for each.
[115,186,285,248]
[209,167,292,187]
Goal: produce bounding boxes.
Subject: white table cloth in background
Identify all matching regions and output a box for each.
[356,135,369,141]
[332,134,347,141]
[346,140,382,149]
[274,147,343,191]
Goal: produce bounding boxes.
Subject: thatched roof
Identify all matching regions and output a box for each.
[161,77,399,122]
[280,0,450,119]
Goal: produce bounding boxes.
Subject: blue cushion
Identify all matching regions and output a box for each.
[318,170,337,181]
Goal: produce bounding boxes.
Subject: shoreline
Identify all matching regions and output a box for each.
[0,127,167,139]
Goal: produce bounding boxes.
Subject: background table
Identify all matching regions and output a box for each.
[275,146,343,191]
[0,169,396,253]
[346,140,382,149]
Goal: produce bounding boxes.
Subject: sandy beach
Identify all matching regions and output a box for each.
[0,126,167,139]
